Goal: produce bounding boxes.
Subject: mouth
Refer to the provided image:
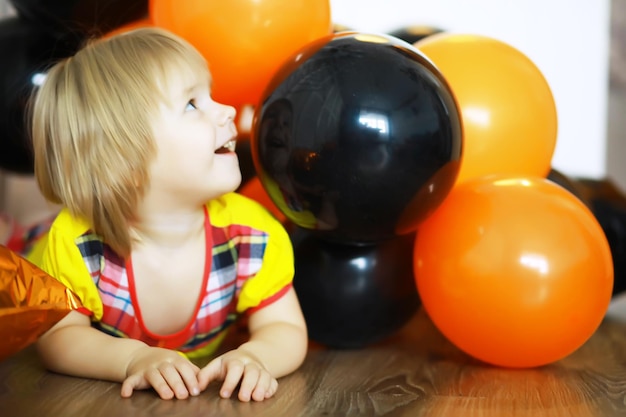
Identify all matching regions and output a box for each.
[215,138,236,154]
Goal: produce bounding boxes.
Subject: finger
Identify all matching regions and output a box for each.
[121,374,144,398]
[197,358,224,390]
[145,367,175,400]
[238,365,261,402]
[266,379,278,398]
[270,378,278,397]
[251,372,274,402]
[175,362,201,397]
[220,361,246,399]
[159,364,192,399]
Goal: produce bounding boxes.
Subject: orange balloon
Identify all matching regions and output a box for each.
[415,34,558,186]
[414,176,613,368]
[103,17,153,38]
[150,0,332,110]
[239,176,287,224]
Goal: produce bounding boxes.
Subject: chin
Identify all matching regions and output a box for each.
[225,175,243,194]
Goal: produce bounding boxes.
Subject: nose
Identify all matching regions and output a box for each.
[216,102,236,125]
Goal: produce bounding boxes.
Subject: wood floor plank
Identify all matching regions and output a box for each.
[2,308,626,416]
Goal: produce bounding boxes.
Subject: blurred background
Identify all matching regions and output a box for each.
[0,0,622,226]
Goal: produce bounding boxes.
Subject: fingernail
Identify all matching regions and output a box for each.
[192,388,200,396]
[221,390,230,398]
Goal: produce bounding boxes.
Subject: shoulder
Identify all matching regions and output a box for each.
[207,192,282,231]
[43,208,97,266]
[49,207,92,239]
[40,209,105,320]
[42,208,99,272]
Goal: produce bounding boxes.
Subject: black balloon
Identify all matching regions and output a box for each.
[9,0,148,36]
[252,32,462,245]
[547,168,591,208]
[290,226,420,348]
[0,17,82,174]
[576,178,626,296]
[234,133,257,189]
[387,25,444,45]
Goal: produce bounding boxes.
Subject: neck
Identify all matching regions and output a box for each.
[131,207,206,249]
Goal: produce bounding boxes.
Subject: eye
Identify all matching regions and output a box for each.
[185,99,197,112]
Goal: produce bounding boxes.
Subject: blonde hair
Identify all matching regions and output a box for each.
[31,27,209,258]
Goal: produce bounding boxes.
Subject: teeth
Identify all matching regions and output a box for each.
[224,139,236,152]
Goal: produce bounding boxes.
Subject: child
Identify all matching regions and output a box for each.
[29,27,308,402]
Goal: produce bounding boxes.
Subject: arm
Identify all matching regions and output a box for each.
[197,287,308,402]
[36,311,201,400]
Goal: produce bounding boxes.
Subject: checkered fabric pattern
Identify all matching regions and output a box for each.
[76,223,270,353]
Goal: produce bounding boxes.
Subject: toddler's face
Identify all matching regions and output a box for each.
[147,67,241,204]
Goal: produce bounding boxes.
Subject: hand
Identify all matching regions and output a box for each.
[121,346,201,400]
[198,348,278,402]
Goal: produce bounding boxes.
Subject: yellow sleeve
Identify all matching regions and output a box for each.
[236,217,293,313]
[37,209,104,320]
[208,193,295,313]
[23,234,47,267]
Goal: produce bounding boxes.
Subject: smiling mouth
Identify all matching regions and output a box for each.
[215,138,236,154]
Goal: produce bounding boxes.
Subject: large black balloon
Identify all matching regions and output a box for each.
[290,226,420,348]
[252,32,462,245]
[9,0,148,36]
[0,17,82,174]
[234,133,257,189]
[576,178,626,296]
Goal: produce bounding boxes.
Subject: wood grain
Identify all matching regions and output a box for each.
[2,308,626,416]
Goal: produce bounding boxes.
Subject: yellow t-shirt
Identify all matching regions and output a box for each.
[33,192,294,358]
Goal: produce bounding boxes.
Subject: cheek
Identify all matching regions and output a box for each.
[157,126,210,157]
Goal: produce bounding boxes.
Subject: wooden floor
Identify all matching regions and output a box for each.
[2,307,626,417]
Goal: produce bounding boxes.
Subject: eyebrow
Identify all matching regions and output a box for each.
[181,77,213,99]
[167,70,212,106]
[173,83,201,105]
[182,85,197,98]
